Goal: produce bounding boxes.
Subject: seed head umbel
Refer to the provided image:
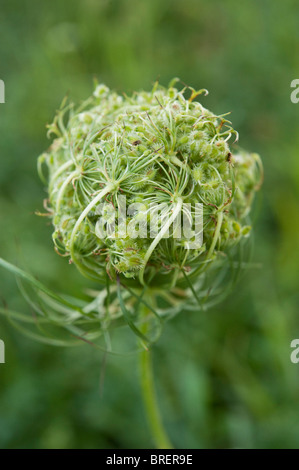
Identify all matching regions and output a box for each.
[39,80,262,293]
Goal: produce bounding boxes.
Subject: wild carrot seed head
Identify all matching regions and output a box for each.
[39,81,263,291]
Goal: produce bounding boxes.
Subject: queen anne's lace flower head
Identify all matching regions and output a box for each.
[39,81,263,294]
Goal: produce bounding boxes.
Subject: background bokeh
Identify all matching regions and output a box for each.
[1,0,299,449]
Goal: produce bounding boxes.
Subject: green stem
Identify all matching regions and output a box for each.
[139,347,173,449]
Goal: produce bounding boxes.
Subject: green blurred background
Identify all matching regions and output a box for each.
[1,0,299,449]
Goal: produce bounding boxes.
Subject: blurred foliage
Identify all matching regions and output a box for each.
[1,0,299,449]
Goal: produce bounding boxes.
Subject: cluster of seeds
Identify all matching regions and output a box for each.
[39,81,262,292]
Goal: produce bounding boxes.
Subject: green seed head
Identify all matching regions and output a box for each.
[39,81,263,294]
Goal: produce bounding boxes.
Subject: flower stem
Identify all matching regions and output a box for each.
[139,347,173,449]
